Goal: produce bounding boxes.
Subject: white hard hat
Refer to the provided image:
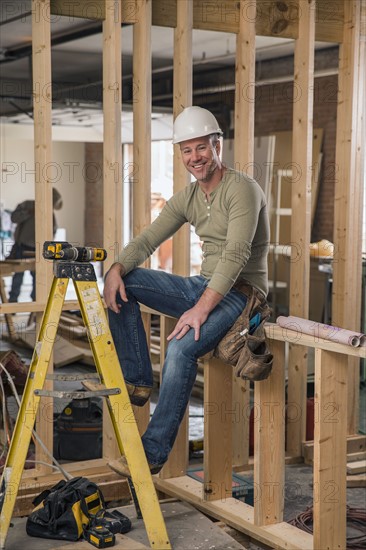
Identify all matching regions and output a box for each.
[173,106,223,144]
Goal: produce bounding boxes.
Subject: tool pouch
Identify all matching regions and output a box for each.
[214,280,273,381]
[26,477,105,541]
[234,319,273,381]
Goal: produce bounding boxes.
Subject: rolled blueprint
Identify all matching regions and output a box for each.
[276,315,365,347]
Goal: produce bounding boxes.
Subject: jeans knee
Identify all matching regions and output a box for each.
[166,339,190,363]
[163,341,197,381]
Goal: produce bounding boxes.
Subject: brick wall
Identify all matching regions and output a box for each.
[254,74,338,242]
[84,142,103,247]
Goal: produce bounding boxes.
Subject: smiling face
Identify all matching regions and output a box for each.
[179,135,222,185]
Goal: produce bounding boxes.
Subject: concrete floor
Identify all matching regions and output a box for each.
[5,501,248,550]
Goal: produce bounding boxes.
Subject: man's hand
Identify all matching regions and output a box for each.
[103,262,127,313]
[167,287,223,342]
[167,305,209,342]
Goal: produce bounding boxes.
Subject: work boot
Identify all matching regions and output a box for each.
[126,383,152,406]
[83,380,152,407]
[108,455,162,478]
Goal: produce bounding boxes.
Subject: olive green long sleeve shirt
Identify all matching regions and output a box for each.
[119,169,270,296]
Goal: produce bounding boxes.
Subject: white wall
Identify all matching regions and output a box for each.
[0,123,86,244]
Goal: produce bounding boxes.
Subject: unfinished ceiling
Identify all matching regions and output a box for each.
[0,0,337,134]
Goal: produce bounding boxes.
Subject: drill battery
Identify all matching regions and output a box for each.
[84,525,115,548]
[101,510,132,534]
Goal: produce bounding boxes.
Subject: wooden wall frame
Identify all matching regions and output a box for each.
[5,1,366,549]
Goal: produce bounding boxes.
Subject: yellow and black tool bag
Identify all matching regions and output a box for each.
[26,477,105,541]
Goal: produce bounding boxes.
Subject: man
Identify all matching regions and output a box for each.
[8,187,63,302]
[104,106,270,476]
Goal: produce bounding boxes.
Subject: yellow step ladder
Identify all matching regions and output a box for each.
[0,242,171,549]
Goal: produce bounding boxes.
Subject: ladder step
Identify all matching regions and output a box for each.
[34,388,120,399]
[82,380,106,392]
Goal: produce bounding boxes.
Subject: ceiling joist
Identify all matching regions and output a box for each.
[50,0,344,43]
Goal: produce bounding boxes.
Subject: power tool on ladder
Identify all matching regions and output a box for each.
[0,241,171,550]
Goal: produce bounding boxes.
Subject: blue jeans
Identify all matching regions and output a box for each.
[108,268,247,466]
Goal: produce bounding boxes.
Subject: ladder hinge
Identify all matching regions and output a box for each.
[53,261,97,281]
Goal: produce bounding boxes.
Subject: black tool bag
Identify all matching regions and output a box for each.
[26,477,105,541]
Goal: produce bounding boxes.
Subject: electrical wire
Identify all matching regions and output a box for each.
[0,360,72,480]
[288,506,366,550]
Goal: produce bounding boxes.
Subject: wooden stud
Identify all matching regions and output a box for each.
[32,0,53,315]
[332,0,362,333]
[203,357,233,502]
[231,0,256,468]
[313,349,347,550]
[102,0,122,460]
[232,377,250,468]
[132,0,152,238]
[347,0,366,437]
[172,0,193,274]
[332,0,362,435]
[286,0,315,458]
[32,0,54,475]
[163,0,193,478]
[350,0,366,434]
[234,0,256,176]
[125,0,153,442]
[254,339,285,526]
[103,0,122,269]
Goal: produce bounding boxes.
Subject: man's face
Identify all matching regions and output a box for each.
[179,136,221,184]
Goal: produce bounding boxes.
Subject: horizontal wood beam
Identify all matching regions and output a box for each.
[266,323,366,358]
[50,0,344,42]
[154,476,313,550]
[50,0,137,21]
[151,0,344,42]
[0,300,81,314]
[51,0,106,19]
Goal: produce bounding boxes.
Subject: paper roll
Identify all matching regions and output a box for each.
[276,315,365,347]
